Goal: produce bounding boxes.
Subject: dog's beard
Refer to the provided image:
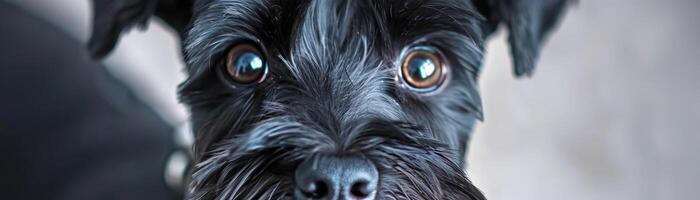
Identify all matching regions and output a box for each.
[188,117,484,200]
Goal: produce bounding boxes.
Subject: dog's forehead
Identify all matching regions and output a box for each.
[184,0,483,74]
[289,0,478,47]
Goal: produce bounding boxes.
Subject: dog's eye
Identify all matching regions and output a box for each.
[399,47,447,93]
[222,44,268,85]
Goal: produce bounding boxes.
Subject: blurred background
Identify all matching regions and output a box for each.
[2,0,699,199]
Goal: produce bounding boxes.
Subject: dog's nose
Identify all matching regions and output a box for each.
[294,155,378,200]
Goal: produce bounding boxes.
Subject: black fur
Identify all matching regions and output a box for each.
[88,0,570,199]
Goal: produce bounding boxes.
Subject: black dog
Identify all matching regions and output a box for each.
[89,0,569,199]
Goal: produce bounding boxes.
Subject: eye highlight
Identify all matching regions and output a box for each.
[398,46,448,94]
[221,43,268,86]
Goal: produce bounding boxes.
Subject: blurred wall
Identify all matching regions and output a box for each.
[8,0,700,199]
[469,1,700,199]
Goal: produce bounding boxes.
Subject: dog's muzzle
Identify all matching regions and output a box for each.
[294,155,378,200]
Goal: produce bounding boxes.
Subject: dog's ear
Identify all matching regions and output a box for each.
[475,0,571,77]
[88,0,193,59]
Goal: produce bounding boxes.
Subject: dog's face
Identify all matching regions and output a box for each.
[180,1,484,199]
[88,0,569,199]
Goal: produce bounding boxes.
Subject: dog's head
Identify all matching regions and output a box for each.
[88,0,569,199]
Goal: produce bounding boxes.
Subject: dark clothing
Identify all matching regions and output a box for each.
[0,3,177,200]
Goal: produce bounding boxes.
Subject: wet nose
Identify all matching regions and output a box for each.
[294,155,378,200]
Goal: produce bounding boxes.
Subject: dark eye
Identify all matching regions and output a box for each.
[222,44,268,85]
[398,47,447,93]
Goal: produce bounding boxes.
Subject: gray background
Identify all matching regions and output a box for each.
[7,0,700,199]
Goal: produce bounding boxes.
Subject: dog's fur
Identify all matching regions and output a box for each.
[88,0,570,199]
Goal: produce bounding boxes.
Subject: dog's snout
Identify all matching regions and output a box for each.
[294,155,378,200]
